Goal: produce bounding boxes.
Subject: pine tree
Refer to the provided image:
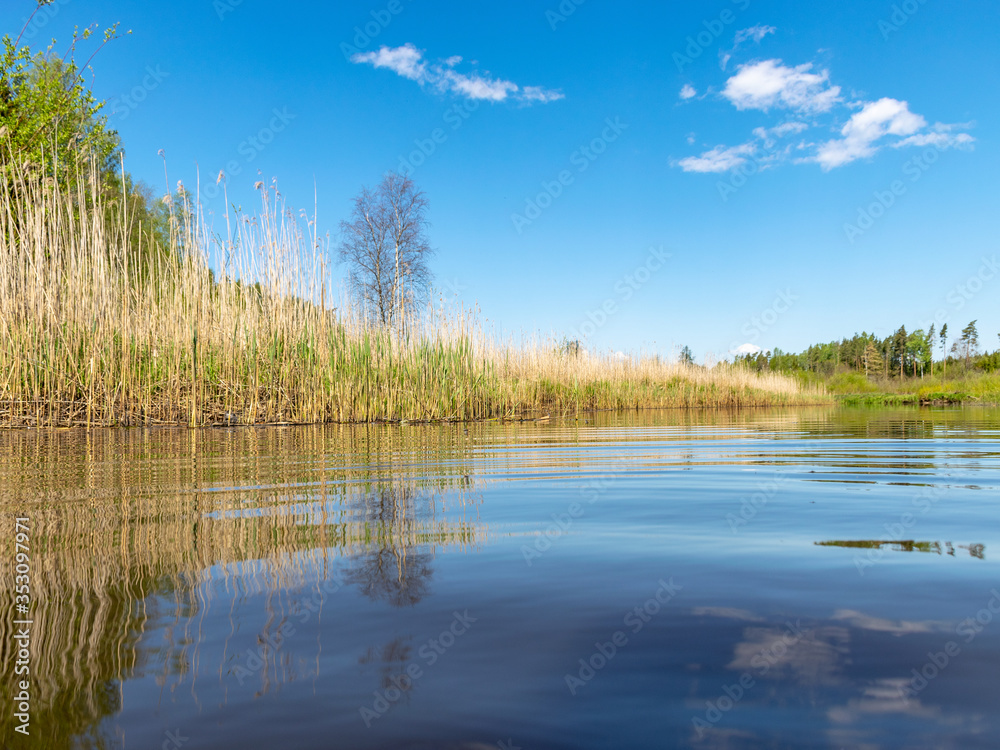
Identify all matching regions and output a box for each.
[893,326,908,378]
[939,324,948,378]
[862,341,882,378]
[959,321,979,367]
[927,323,937,378]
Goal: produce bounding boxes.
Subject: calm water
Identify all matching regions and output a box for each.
[2,408,1000,749]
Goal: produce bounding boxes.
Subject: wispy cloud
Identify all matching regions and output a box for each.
[736,24,777,46]
[891,128,976,150]
[679,84,697,101]
[676,124,801,174]
[521,85,565,104]
[351,43,563,105]
[720,24,776,71]
[676,143,757,173]
[753,121,809,145]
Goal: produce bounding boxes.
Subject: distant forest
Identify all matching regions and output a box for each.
[736,321,1000,378]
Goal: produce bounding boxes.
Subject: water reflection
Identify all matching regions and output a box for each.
[684,600,1000,749]
[0,426,486,748]
[816,539,986,558]
[0,407,997,748]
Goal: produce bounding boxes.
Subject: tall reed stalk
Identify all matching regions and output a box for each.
[0,161,825,427]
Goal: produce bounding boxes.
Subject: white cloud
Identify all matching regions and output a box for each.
[440,69,517,101]
[677,142,757,173]
[352,43,426,81]
[677,55,975,174]
[733,343,764,355]
[352,44,563,104]
[814,97,925,169]
[679,84,697,100]
[723,59,841,114]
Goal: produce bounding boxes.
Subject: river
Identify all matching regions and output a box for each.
[1,407,998,749]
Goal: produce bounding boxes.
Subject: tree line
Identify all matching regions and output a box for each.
[736,321,1000,378]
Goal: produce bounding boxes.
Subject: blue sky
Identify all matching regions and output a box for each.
[4,0,999,361]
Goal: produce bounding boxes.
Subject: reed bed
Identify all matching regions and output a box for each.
[0,163,825,428]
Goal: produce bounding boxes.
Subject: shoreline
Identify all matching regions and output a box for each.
[14,398,997,431]
[0,395,833,429]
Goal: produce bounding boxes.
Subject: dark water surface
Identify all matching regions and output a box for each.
[2,407,999,749]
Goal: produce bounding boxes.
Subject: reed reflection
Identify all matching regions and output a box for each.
[0,427,486,747]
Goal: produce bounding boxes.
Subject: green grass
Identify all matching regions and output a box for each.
[829,371,1000,406]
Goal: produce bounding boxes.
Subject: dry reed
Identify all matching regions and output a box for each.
[0,160,826,428]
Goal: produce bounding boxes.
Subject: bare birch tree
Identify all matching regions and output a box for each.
[338,173,432,327]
